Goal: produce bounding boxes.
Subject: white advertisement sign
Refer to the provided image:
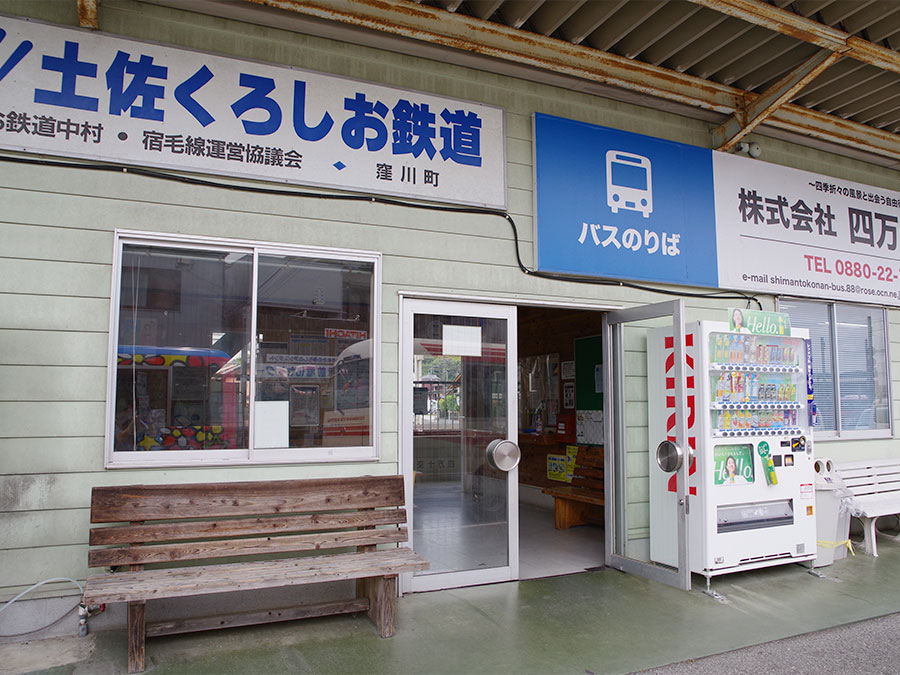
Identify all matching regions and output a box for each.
[714,151,900,306]
[0,16,506,208]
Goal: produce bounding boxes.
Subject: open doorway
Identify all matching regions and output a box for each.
[401,298,609,592]
[517,306,606,579]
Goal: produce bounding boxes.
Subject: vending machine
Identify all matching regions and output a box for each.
[648,316,816,584]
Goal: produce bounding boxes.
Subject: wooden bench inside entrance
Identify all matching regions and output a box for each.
[82,475,429,673]
[835,459,900,557]
[542,446,605,529]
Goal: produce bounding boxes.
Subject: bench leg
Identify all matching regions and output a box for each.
[363,576,396,638]
[861,516,879,557]
[554,497,581,529]
[127,601,146,673]
[554,497,603,530]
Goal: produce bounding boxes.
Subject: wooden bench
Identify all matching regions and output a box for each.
[542,446,604,529]
[542,486,605,529]
[82,476,429,673]
[835,459,900,557]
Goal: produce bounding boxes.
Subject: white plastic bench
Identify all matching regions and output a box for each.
[835,459,900,557]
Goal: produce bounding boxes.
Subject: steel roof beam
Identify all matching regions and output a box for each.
[769,101,900,156]
[246,0,744,112]
[77,0,99,28]
[686,0,900,75]
[232,0,900,161]
[713,49,841,151]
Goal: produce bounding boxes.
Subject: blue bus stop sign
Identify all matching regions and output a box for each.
[534,113,719,288]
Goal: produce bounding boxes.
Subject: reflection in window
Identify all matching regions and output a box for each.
[112,241,377,459]
[780,299,891,436]
[115,246,252,451]
[254,255,373,448]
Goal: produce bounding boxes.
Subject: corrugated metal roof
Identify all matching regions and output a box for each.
[135,0,900,166]
[421,0,900,133]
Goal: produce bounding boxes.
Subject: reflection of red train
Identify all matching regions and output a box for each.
[116,346,238,451]
[416,339,507,363]
[323,339,372,446]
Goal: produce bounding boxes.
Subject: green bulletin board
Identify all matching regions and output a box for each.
[574,335,603,411]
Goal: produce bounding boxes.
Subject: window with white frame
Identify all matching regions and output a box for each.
[108,233,380,466]
[779,298,892,438]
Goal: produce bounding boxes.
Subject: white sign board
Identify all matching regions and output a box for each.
[442,325,482,357]
[714,151,900,305]
[0,16,506,208]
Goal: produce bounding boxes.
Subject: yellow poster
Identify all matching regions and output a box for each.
[547,454,568,482]
[566,445,579,483]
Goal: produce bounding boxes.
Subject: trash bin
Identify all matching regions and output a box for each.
[812,458,852,567]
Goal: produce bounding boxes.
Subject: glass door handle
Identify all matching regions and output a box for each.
[655,440,684,473]
[486,439,521,472]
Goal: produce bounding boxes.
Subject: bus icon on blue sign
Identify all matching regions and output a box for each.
[606,150,653,218]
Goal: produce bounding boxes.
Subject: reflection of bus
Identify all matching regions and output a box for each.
[606,150,653,218]
[115,346,237,450]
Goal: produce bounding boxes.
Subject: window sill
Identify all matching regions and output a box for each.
[106,447,380,468]
[811,431,893,442]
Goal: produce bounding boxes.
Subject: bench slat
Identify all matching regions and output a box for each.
[543,486,605,506]
[844,476,900,490]
[838,466,900,478]
[841,471,900,483]
[837,459,900,470]
[83,548,430,604]
[851,494,900,516]
[89,527,410,567]
[576,446,604,467]
[846,483,900,497]
[145,599,371,638]
[841,469,900,477]
[842,481,900,492]
[840,476,900,490]
[571,477,604,491]
[89,510,407,546]
[90,476,404,523]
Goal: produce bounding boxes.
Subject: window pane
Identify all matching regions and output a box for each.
[780,300,836,432]
[115,246,252,451]
[836,304,890,431]
[255,255,374,449]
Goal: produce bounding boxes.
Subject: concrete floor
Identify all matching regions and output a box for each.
[7,536,900,675]
[637,612,900,674]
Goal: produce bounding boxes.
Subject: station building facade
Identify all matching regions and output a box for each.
[1,0,898,630]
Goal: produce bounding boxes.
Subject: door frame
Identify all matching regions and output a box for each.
[603,299,691,590]
[399,295,519,593]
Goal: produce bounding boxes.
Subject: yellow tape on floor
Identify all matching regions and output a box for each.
[817,539,855,555]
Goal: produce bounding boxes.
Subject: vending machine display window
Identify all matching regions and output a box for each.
[707,331,806,438]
